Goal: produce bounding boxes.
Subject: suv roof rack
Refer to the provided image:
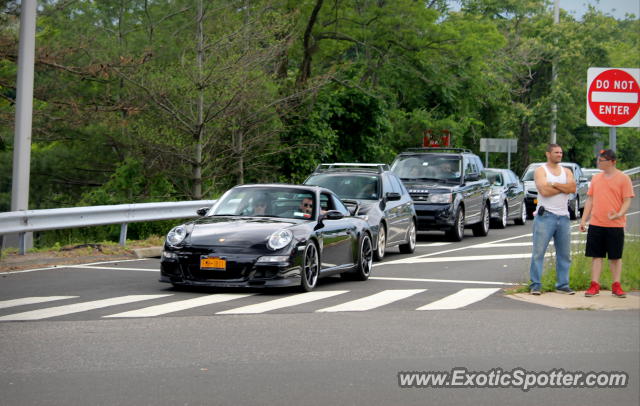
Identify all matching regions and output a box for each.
[314,163,390,174]
[403,147,472,154]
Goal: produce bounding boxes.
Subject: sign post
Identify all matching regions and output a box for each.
[586,68,640,152]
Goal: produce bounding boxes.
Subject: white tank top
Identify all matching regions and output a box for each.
[537,164,569,217]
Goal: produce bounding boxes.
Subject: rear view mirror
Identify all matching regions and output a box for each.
[385,192,401,201]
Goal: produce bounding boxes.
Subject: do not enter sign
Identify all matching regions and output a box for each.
[587,68,640,127]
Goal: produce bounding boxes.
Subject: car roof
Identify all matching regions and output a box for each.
[234,183,333,195]
[312,163,389,174]
[397,147,473,155]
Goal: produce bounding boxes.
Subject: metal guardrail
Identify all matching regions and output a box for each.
[0,200,215,254]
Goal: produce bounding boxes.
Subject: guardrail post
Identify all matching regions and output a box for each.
[119,223,128,246]
[18,232,26,255]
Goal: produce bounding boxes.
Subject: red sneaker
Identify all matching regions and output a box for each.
[584,281,600,297]
[612,282,627,298]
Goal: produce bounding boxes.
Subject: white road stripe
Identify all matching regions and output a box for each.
[370,276,517,286]
[69,265,158,272]
[316,289,425,312]
[416,288,500,310]
[416,242,452,247]
[382,252,551,265]
[0,296,78,310]
[217,291,348,314]
[0,295,171,321]
[472,240,584,248]
[105,293,256,318]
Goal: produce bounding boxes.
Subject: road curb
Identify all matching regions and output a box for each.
[507,291,640,310]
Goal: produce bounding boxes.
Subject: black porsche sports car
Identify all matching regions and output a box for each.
[160,184,374,291]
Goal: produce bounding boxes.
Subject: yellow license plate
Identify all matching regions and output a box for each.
[200,257,226,270]
[533,198,538,204]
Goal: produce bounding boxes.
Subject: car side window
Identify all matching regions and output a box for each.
[320,193,333,212]
[391,174,410,196]
[331,195,350,216]
[381,174,393,196]
[388,174,403,195]
[474,156,484,172]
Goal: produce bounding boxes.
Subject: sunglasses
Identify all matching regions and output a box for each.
[302,203,313,208]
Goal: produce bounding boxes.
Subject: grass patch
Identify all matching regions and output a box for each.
[512,235,640,294]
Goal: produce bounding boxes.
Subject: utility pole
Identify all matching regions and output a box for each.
[10,0,37,254]
[550,0,559,144]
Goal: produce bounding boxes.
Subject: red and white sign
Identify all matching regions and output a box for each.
[587,67,639,127]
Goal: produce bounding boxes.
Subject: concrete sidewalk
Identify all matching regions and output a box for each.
[509,291,640,310]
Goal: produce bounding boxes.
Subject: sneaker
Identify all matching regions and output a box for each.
[530,289,541,296]
[556,287,575,295]
[584,281,600,297]
[612,282,627,298]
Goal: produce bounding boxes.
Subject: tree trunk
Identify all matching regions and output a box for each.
[192,0,204,199]
[296,0,324,86]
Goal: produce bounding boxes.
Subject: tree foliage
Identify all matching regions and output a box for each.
[1,0,638,243]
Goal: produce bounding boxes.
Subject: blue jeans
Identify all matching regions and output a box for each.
[529,212,571,291]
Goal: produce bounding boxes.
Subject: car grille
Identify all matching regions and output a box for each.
[176,248,253,281]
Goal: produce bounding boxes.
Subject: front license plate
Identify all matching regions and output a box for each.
[533,198,538,204]
[200,257,226,270]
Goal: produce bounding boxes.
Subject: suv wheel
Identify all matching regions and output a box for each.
[374,224,386,261]
[569,198,580,220]
[446,207,465,242]
[514,201,526,225]
[473,204,490,237]
[399,220,416,254]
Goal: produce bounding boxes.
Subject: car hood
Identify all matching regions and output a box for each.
[354,200,379,214]
[187,216,302,246]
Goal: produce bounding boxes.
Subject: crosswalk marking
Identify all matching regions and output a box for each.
[416,288,500,310]
[0,296,78,310]
[216,291,348,314]
[104,293,256,318]
[0,295,172,321]
[316,289,426,312]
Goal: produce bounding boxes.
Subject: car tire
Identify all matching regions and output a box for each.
[399,219,417,254]
[300,242,319,292]
[514,201,527,225]
[351,233,373,281]
[569,198,580,220]
[493,203,507,229]
[446,207,465,242]
[473,204,490,237]
[373,224,386,261]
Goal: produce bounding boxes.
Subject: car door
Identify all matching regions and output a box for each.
[318,192,354,270]
[387,174,412,243]
[574,165,589,209]
[462,156,482,223]
[505,170,522,218]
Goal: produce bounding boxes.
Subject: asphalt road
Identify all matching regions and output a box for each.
[1,194,638,406]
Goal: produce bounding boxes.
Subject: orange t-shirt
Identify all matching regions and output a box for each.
[588,170,635,227]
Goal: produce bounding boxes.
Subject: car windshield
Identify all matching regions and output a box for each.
[522,163,574,181]
[391,155,461,182]
[209,187,316,220]
[305,174,379,200]
[485,170,504,186]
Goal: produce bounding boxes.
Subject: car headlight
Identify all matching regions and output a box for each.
[490,194,501,203]
[267,229,293,250]
[166,225,187,246]
[427,193,452,204]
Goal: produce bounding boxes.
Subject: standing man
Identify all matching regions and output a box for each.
[529,144,577,295]
[579,149,634,298]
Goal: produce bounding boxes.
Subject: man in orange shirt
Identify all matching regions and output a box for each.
[579,149,635,298]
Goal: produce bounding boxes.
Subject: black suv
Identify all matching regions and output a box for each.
[390,148,491,241]
[304,163,417,260]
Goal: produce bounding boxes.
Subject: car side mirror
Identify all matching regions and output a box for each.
[323,210,344,220]
[579,176,588,183]
[465,173,479,181]
[196,207,209,216]
[385,192,401,201]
